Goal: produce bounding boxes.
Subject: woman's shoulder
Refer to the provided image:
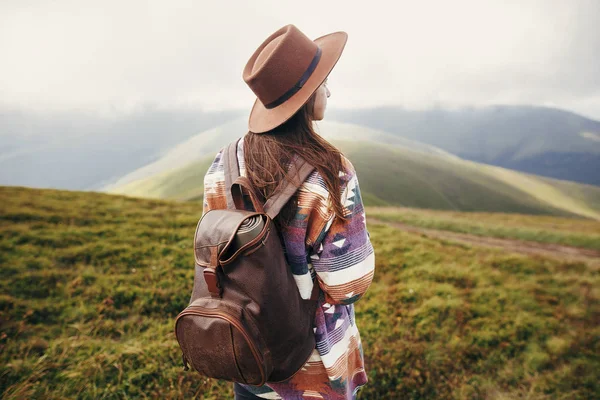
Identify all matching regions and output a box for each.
[339,153,356,179]
[307,153,355,183]
[297,153,356,206]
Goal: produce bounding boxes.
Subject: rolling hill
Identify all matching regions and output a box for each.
[328,105,600,185]
[106,121,600,220]
[103,118,459,191]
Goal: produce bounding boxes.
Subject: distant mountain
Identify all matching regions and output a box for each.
[104,118,460,191]
[103,118,248,191]
[107,121,600,220]
[327,105,600,186]
[0,106,242,190]
[4,104,599,192]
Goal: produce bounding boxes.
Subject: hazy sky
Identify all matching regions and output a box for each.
[1,0,600,119]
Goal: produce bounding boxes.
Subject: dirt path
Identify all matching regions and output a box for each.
[369,218,600,266]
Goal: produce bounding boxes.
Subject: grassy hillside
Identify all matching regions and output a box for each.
[1,186,599,399]
[107,156,214,201]
[105,118,457,192]
[111,137,600,220]
[340,140,600,219]
[103,118,249,191]
[329,105,600,186]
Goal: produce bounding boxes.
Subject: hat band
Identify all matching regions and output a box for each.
[264,47,322,109]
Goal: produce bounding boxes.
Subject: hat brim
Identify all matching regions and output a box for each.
[248,31,348,134]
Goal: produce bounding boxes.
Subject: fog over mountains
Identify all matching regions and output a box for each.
[0,106,240,190]
[1,105,599,193]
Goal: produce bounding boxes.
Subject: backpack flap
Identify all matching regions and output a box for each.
[193,208,269,297]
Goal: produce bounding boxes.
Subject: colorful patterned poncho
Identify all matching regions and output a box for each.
[201,135,376,399]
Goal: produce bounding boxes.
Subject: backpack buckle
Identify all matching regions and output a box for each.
[203,268,221,297]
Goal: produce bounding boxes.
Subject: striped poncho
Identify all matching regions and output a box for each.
[201,134,375,399]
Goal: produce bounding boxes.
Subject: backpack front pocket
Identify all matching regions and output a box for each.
[175,300,270,385]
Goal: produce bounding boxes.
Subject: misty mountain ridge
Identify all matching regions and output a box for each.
[1,104,599,193]
[0,106,242,190]
[106,119,600,221]
[104,118,461,191]
[328,105,600,185]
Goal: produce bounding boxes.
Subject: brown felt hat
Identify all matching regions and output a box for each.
[243,24,348,133]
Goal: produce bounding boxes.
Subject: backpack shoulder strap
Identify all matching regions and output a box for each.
[223,137,242,209]
[223,137,315,218]
[263,155,315,220]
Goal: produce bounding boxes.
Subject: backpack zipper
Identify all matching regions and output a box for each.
[177,305,266,385]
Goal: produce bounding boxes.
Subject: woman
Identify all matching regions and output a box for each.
[202,24,375,399]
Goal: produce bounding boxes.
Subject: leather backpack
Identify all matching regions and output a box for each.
[175,138,320,386]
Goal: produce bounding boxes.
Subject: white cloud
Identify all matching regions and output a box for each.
[1,0,599,119]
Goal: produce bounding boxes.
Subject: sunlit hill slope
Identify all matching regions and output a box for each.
[106,120,600,220]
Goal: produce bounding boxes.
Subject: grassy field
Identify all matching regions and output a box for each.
[1,186,599,399]
[367,207,600,251]
[109,137,600,220]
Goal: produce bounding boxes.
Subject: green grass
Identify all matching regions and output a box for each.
[1,186,599,399]
[367,207,600,251]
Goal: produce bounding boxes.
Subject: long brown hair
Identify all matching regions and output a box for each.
[243,93,348,227]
